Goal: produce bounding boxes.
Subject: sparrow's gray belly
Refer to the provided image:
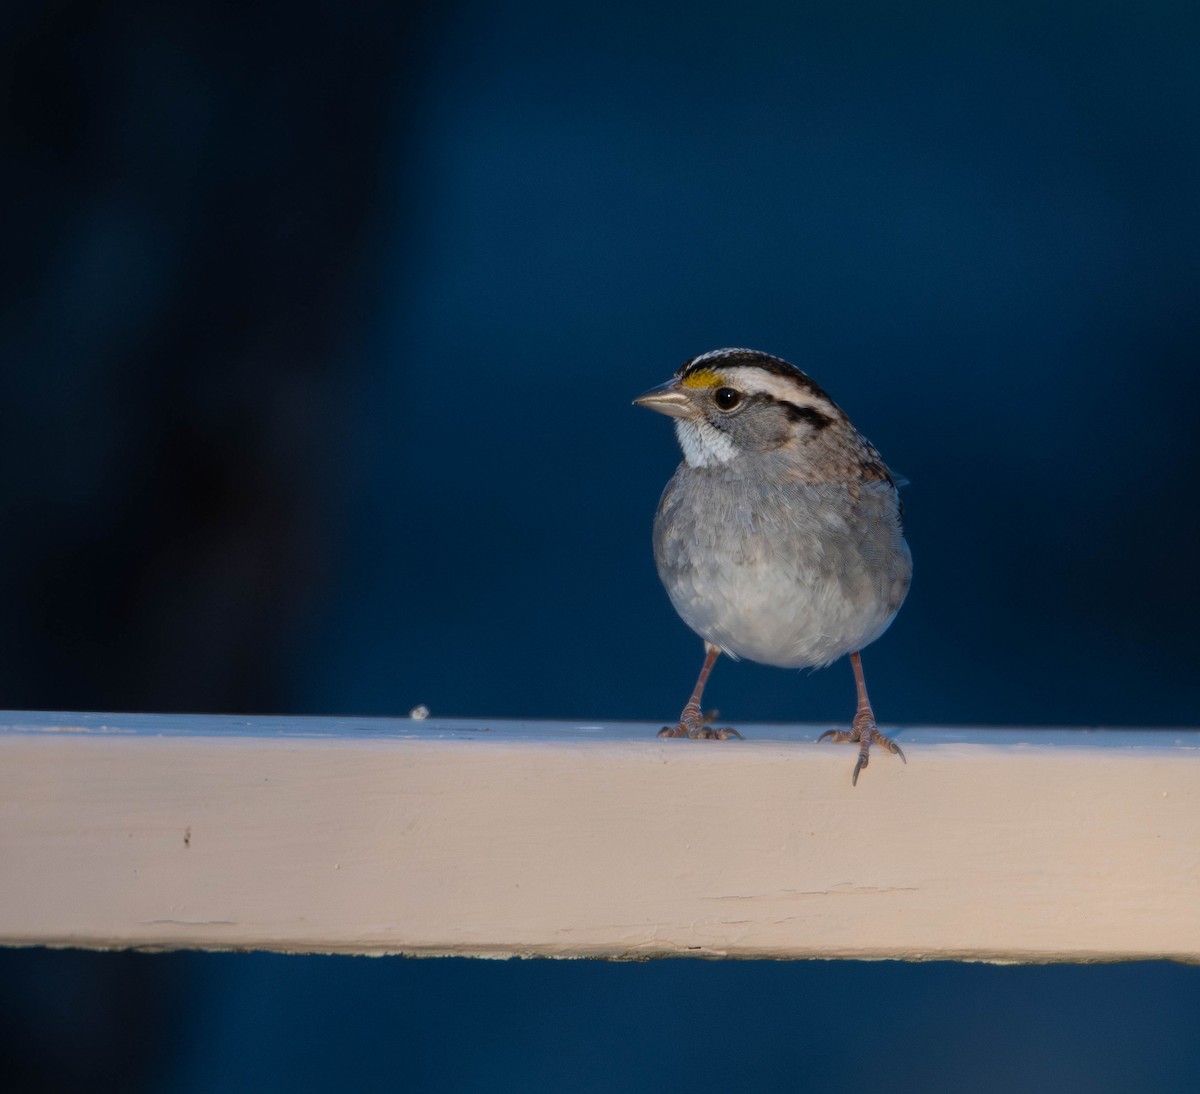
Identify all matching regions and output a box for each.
[653,468,911,668]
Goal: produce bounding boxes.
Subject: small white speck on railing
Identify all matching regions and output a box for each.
[409,704,430,720]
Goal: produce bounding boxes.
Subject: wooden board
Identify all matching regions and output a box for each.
[1,712,1197,962]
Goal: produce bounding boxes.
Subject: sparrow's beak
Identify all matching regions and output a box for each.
[633,379,695,419]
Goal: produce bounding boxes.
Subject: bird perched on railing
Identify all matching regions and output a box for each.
[634,348,911,785]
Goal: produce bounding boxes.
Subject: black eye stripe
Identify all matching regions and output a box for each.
[709,387,834,428]
[740,392,832,428]
[779,401,833,428]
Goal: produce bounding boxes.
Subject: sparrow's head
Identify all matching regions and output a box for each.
[634,348,847,468]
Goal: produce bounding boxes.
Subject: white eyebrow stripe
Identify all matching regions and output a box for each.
[719,367,832,408]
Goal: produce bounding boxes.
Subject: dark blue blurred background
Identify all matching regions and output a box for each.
[3,1,1199,1090]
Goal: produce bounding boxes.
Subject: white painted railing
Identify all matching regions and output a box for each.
[1,712,1196,962]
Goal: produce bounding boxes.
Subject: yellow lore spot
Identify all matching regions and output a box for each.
[680,368,722,389]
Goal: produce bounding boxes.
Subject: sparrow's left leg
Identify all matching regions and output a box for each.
[658,642,742,740]
[818,651,905,785]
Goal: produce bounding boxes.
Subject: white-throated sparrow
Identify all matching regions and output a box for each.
[634,348,911,785]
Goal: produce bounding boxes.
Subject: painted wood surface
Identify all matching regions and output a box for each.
[1,712,1197,962]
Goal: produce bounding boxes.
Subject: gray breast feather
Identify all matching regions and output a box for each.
[653,467,911,668]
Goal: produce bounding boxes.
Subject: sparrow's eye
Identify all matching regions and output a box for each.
[714,387,742,411]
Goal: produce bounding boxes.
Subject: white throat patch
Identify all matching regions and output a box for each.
[675,418,737,468]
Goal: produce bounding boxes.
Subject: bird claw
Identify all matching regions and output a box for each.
[658,717,742,740]
[817,728,852,745]
[875,732,906,763]
[818,719,904,784]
